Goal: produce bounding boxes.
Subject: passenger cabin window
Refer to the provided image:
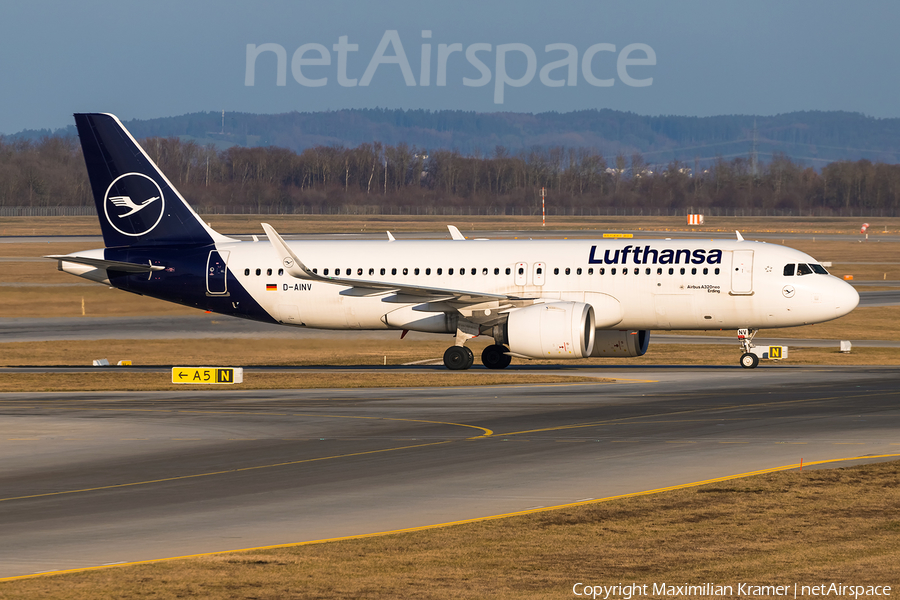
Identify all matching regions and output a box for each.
[392,268,397,275]
[437,268,442,275]
[784,264,795,276]
[255,268,261,276]
[494,268,499,275]
[797,263,813,276]
[553,268,559,275]
[537,267,543,275]
[244,268,250,276]
[576,268,582,275]
[323,268,329,275]
[358,268,363,275]
[267,268,272,276]
[369,268,375,275]
[449,268,454,275]
[425,268,431,275]
[565,268,570,275]
[278,269,284,276]
[505,268,511,275]
[380,268,386,275]
[471,268,477,275]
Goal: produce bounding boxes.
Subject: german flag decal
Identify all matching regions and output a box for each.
[266,283,277,291]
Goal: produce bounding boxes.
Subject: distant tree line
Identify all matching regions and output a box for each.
[15,109,900,164]
[2,135,900,216]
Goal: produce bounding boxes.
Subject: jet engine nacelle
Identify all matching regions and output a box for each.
[505,302,596,359]
[590,329,650,357]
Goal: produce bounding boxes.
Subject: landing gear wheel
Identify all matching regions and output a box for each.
[443,346,471,370]
[740,352,759,369]
[481,344,512,369]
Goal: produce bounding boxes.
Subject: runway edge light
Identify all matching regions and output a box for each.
[171,367,244,384]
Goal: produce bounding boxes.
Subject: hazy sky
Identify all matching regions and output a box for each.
[2,0,898,134]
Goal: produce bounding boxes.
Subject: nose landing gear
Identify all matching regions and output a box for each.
[738,328,760,369]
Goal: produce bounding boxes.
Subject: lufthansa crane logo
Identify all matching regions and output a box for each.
[103,173,165,236]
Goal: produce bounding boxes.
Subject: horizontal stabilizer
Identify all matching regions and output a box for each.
[46,255,164,273]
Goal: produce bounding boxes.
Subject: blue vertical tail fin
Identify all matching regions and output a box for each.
[74,113,230,248]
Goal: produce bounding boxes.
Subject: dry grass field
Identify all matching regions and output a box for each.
[0,333,897,367]
[2,214,900,237]
[2,459,898,598]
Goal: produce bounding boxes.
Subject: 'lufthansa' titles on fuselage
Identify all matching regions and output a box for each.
[588,245,723,265]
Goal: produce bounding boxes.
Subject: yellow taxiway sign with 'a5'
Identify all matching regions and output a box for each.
[172,367,243,384]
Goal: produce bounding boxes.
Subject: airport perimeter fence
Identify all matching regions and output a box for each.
[1,205,898,218]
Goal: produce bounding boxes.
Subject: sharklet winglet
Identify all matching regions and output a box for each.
[261,223,323,281]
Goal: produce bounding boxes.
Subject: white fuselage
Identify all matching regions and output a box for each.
[215,237,858,332]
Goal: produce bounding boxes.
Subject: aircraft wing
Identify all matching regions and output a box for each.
[262,223,526,305]
[46,255,165,273]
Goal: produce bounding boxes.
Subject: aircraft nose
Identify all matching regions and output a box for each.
[833,278,859,317]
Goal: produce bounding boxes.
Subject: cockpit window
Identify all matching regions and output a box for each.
[783,264,795,276]
[811,264,829,275]
[797,263,813,276]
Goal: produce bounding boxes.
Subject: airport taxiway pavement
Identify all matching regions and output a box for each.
[0,366,898,578]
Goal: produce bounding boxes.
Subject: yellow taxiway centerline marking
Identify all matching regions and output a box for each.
[0,440,452,504]
[3,452,898,583]
[0,404,494,440]
[494,390,894,437]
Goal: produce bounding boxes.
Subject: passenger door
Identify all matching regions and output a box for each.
[514,262,528,286]
[533,262,546,286]
[731,250,754,295]
[206,250,230,295]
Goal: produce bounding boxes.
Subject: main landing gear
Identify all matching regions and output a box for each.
[481,344,512,370]
[738,328,760,369]
[443,346,474,370]
[442,343,512,370]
